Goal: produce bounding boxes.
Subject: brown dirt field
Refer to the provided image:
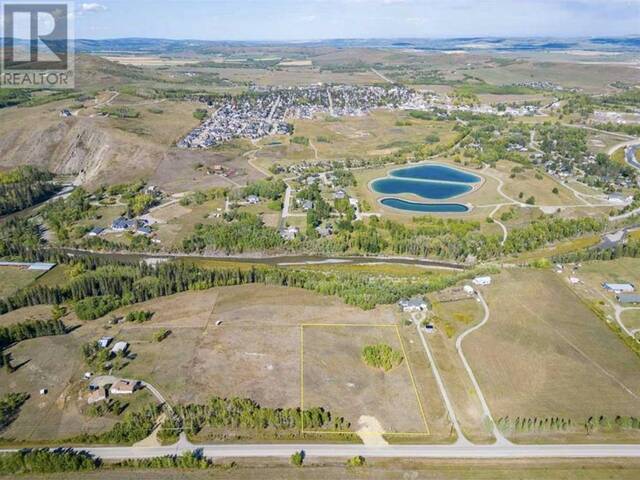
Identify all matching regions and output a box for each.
[465,268,640,442]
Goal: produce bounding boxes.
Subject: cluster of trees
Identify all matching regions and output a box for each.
[179,187,228,207]
[82,340,127,373]
[182,212,283,254]
[361,344,403,372]
[0,392,29,431]
[42,188,94,242]
[85,399,126,418]
[69,404,160,444]
[0,218,42,256]
[0,449,99,475]
[125,310,154,323]
[172,396,349,436]
[0,166,56,216]
[242,179,287,201]
[74,295,121,321]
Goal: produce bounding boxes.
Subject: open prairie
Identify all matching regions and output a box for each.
[464,269,640,442]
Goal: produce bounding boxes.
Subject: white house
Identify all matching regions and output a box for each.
[463,285,475,295]
[603,282,634,293]
[398,297,428,312]
[472,276,492,286]
[110,341,128,355]
[98,336,113,348]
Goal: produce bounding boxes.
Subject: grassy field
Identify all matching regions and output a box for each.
[302,324,429,436]
[0,266,42,298]
[465,268,640,443]
[427,290,494,443]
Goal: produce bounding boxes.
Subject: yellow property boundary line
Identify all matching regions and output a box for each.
[300,323,430,436]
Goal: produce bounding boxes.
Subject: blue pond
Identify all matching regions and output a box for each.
[372,164,480,213]
[372,178,472,200]
[380,198,469,213]
[389,164,481,184]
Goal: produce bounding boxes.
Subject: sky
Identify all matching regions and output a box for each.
[53,0,640,40]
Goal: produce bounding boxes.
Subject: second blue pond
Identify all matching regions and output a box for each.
[371,177,472,200]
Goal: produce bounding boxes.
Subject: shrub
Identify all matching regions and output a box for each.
[125,310,154,323]
[290,450,304,467]
[346,455,366,467]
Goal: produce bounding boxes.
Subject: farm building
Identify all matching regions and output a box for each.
[603,282,635,293]
[617,294,640,305]
[110,341,128,355]
[472,276,492,286]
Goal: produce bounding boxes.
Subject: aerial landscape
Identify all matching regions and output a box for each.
[1,0,640,478]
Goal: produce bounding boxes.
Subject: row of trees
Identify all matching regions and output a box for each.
[0,166,56,216]
[497,415,640,435]
[0,449,99,475]
[172,396,349,437]
[0,318,67,350]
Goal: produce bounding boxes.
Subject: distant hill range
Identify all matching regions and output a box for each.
[4,36,640,54]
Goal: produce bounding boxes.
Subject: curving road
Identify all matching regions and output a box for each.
[455,290,510,445]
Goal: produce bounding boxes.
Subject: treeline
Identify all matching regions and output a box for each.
[0,251,491,313]
[0,318,67,349]
[172,396,349,437]
[553,239,640,264]
[0,392,29,431]
[0,449,99,475]
[0,166,56,216]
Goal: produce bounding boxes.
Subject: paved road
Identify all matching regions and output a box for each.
[6,442,640,460]
[625,144,640,171]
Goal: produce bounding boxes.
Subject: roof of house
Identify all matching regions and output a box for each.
[617,294,640,304]
[111,341,128,353]
[604,282,634,290]
[110,379,138,393]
